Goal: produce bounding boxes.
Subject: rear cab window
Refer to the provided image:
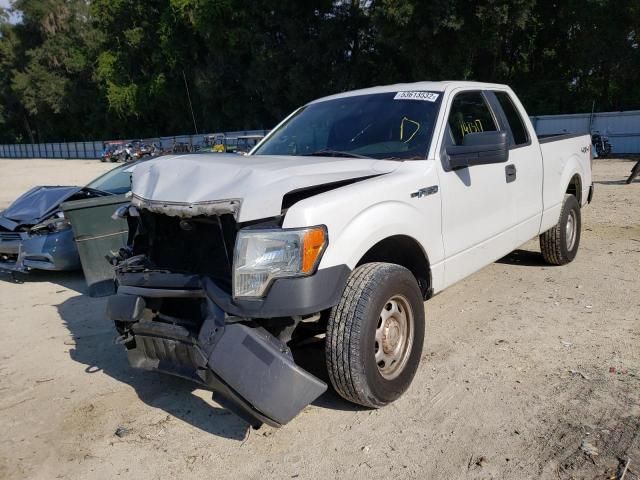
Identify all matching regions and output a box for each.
[493,91,530,147]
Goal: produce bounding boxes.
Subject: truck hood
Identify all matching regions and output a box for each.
[131,153,399,221]
[0,186,82,229]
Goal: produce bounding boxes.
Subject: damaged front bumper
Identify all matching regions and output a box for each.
[0,229,80,273]
[107,266,350,428]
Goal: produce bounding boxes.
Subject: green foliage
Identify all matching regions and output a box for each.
[0,0,638,142]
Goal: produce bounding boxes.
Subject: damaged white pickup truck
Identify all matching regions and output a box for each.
[97,81,593,428]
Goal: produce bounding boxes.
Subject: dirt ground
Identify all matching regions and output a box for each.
[0,158,638,480]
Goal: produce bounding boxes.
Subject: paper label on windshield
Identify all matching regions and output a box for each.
[394,91,439,102]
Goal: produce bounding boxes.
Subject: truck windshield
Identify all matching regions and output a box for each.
[253,91,442,160]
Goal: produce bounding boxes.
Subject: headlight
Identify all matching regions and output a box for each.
[30,211,71,234]
[233,226,327,298]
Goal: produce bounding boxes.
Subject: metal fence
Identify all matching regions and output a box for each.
[531,110,640,154]
[0,130,270,159]
[0,141,104,159]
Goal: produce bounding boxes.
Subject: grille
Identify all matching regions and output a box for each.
[134,211,237,293]
[0,232,23,242]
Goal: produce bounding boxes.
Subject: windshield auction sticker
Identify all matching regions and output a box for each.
[394,91,440,102]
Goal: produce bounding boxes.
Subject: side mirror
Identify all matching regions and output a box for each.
[445,131,509,170]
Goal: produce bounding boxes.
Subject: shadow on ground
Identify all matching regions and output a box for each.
[56,292,252,440]
[56,289,359,440]
[0,269,87,294]
[496,248,549,267]
[594,179,636,185]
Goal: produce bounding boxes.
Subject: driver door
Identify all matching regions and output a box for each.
[438,90,516,287]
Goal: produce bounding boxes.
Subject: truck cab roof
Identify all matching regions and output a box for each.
[309,80,511,105]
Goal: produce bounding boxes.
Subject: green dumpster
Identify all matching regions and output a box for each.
[61,195,129,297]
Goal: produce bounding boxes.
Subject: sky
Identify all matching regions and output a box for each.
[0,0,21,24]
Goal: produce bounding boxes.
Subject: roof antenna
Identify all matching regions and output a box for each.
[182,70,199,135]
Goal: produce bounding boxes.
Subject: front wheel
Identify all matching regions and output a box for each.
[325,263,425,408]
[540,194,581,265]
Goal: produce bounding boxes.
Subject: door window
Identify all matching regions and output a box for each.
[447,92,498,145]
[495,91,529,146]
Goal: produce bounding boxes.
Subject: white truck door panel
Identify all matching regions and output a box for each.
[506,145,544,244]
[439,162,515,287]
[490,91,544,245]
[438,91,515,287]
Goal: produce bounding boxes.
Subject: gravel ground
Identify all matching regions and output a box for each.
[0,158,638,480]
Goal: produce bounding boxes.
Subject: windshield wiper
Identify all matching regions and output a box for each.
[302,149,371,159]
[383,155,425,161]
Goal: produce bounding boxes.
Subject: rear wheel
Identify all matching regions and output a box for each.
[540,194,581,265]
[326,263,425,408]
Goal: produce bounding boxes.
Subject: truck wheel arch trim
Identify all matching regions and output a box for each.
[356,234,433,299]
[565,173,583,205]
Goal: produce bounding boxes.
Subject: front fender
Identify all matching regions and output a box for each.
[282,161,445,292]
[318,201,434,268]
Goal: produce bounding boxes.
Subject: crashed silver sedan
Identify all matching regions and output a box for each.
[0,162,138,274]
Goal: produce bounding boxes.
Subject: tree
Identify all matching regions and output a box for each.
[0,0,639,143]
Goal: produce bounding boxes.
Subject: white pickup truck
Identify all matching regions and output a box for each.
[92,81,593,428]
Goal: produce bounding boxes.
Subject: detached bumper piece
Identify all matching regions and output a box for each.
[107,293,327,428]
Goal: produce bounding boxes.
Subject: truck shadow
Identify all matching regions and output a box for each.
[0,269,86,293]
[594,179,634,185]
[56,292,251,441]
[291,342,365,413]
[56,290,360,439]
[496,248,548,267]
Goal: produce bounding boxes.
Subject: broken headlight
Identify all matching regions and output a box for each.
[30,211,71,234]
[233,226,327,298]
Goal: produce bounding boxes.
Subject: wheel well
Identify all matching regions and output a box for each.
[356,235,432,300]
[566,174,582,205]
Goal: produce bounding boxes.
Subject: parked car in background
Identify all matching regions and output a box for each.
[0,160,147,275]
[171,141,192,153]
[100,142,125,162]
[211,133,238,153]
[236,134,264,154]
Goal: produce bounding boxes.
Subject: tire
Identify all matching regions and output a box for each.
[326,262,425,408]
[540,194,581,265]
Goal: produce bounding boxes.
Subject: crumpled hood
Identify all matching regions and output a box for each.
[132,153,399,221]
[1,186,81,228]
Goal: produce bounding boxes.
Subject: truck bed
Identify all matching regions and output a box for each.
[538,133,592,233]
